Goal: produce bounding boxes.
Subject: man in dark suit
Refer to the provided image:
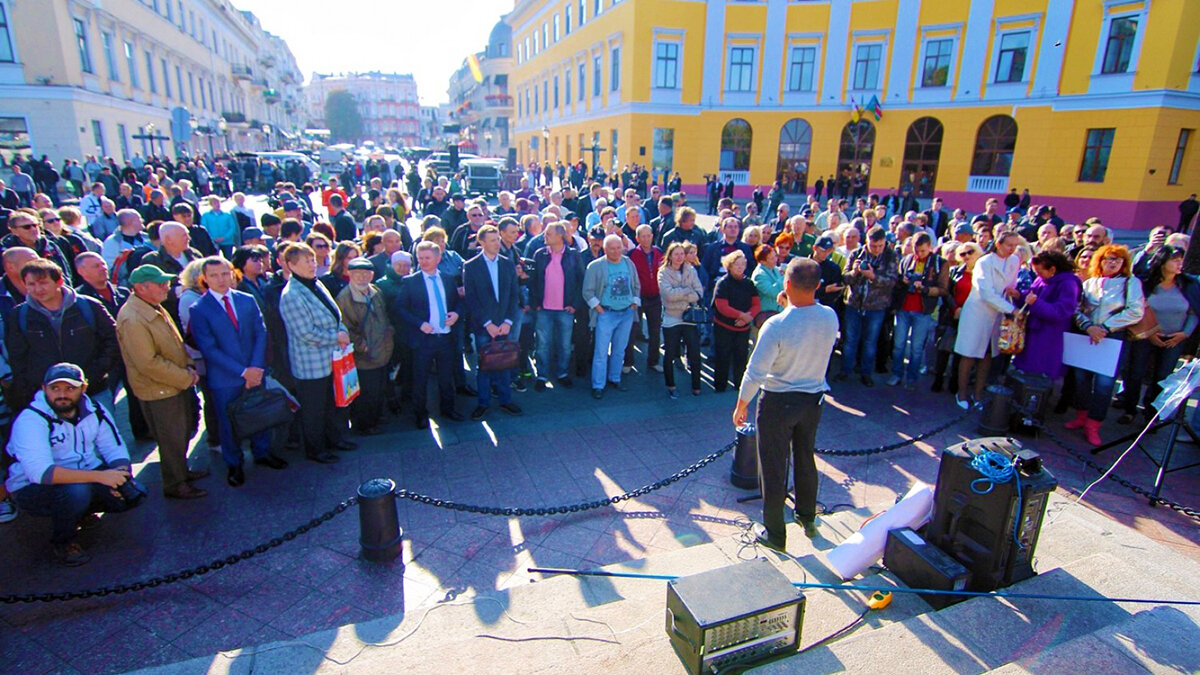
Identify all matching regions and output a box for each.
[462,225,523,420]
[188,257,288,486]
[394,242,466,428]
[924,197,950,240]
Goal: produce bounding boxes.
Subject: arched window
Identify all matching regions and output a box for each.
[902,117,943,198]
[776,119,812,194]
[720,119,752,172]
[836,120,875,195]
[971,115,1018,176]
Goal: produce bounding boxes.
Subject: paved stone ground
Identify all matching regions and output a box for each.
[1,343,1197,674]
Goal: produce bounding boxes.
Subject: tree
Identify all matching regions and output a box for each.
[325,90,363,143]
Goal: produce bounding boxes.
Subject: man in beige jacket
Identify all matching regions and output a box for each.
[115,265,208,499]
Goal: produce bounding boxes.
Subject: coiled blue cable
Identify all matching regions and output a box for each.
[969,450,1025,550]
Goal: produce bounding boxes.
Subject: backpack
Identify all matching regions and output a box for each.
[110,242,152,286]
[17,296,97,334]
[25,397,123,449]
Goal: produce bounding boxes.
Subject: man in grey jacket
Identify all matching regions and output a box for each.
[582,235,641,399]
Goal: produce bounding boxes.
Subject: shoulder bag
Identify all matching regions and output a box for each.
[1121,278,1159,341]
[478,339,521,372]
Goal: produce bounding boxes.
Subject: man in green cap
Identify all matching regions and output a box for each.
[115,265,208,500]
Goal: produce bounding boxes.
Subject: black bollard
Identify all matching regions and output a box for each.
[358,478,403,563]
[730,424,759,489]
[978,385,1014,436]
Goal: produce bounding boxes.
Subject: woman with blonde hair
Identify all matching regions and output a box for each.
[1065,244,1144,445]
[741,225,763,249]
[659,242,705,398]
[953,232,1022,409]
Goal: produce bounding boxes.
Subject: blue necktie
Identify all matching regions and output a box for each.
[430,274,447,330]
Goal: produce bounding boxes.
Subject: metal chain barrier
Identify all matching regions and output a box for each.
[0,495,359,605]
[1036,422,1200,524]
[395,440,738,517]
[814,410,971,457]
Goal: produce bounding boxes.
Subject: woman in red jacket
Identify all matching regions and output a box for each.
[711,250,760,392]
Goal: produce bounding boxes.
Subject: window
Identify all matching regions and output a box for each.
[1079,128,1115,182]
[207,80,214,110]
[117,123,129,161]
[517,91,522,117]
[1169,129,1191,185]
[166,0,172,21]
[610,46,620,91]
[543,80,549,112]
[971,115,1019,176]
[543,23,548,50]
[552,75,559,108]
[593,55,601,96]
[0,117,30,164]
[727,46,755,92]
[838,120,875,179]
[102,32,119,81]
[611,129,618,171]
[145,51,156,93]
[921,39,953,87]
[852,44,882,90]
[565,71,571,104]
[594,0,602,18]
[565,4,572,34]
[91,120,106,155]
[1101,16,1137,74]
[776,119,812,193]
[654,42,680,89]
[902,117,944,197]
[175,65,183,103]
[786,46,816,92]
[578,62,586,101]
[124,41,138,89]
[719,119,752,171]
[188,72,196,105]
[553,15,559,42]
[162,59,171,97]
[534,31,539,55]
[0,4,13,63]
[74,18,93,73]
[199,77,206,108]
[652,128,674,171]
[517,43,522,64]
[579,0,586,26]
[994,32,1029,83]
[533,85,539,114]
[525,37,530,60]
[525,90,531,117]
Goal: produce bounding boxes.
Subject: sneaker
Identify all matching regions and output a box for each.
[53,541,91,566]
[668,388,679,400]
[886,375,902,387]
[955,395,971,411]
[0,498,16,524]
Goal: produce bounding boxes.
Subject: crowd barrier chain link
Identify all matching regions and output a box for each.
[1034,422,1200,524]
[0,412,973,604]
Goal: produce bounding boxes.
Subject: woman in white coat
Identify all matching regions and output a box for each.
[953,232,1022,409]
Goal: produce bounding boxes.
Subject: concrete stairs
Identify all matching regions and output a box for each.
[129,492,1200,674]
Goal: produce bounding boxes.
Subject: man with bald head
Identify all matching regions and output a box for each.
[138,222,202,324]
[369,229,405,280]
[0,246,37,313]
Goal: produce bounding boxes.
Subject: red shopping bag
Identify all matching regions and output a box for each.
[332,345,360,407]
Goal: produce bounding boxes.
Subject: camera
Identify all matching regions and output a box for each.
[117,477,148,508]
[906,271,924,284]
[518,258,536,276]
[858,260,871,271]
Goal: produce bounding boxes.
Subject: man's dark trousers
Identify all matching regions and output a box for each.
[292,376,343,458]
[412,332,457,420]
[14,481,130,544]
[755,390,824,545]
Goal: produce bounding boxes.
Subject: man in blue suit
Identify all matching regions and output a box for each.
[395,242,466,429]
[462,224,523,420]
[189,257,288,487]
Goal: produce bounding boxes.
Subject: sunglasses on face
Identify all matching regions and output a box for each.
[13,223,37,230]
[313,243,330,249]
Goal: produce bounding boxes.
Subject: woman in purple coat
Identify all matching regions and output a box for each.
[1012,250,1082,379]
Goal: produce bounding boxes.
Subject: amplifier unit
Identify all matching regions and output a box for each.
[925,437,1057,593]
[883,527,972,610]
[665,558,805,675]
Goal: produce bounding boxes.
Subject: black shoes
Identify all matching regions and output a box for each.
[414,416,430,429]
[793,514,819,539]
[53,541,91,566]
[534,379,548,392]
[752,524,786,553]
[456,385,478,397]
[254,454,289,470]
[308,452,340,464]
[443,410,466,422]
[861,375,874,387]
[471,406,488,421]
[227,465,245,487]
[556,376,573,389]
[334,440,358,452]
[499,402,523,416]
[592,388,604,400]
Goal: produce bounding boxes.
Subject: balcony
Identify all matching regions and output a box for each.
[231,64,253,81]
[263,89,281,104]
[221,111,247,125]
[485,94,513,108]
[251,77,269,89]
[967,175,1009,194]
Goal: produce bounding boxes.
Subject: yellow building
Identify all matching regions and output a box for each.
[508,0,1200,229]
[0,0,305,164]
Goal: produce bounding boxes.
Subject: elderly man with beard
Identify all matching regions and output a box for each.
[5,363,141,565]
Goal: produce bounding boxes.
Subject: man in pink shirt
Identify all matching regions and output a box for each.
[529,223,584,390]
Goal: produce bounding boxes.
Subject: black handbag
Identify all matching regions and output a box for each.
[681,303,708,325]
[478,339,521,372]
[227,385,296,441]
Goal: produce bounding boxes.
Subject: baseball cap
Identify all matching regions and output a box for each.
[128,265,176,284]
[814,236,835,250]
[242,226,264,240]
[953,222,974,237]
[348,258,375,271]
[43,363,86,387]
[282,200,301,212]
[800,208,814,218]
[260,213,281,227]
[587,225,605,239]
[563,211,578,221]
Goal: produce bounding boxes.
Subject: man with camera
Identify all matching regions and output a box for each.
[5,363,143,566]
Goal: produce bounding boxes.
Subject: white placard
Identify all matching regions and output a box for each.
[1062,333,1122,377]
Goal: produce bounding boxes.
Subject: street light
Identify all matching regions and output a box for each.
[217,117,228,154]
[263,124,272,150]
[484,131,493,157]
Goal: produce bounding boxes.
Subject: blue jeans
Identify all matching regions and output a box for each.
[841,309,885,376]
[535,309,574,380]
[13,480,131,544]
[891,311,935,382]
[592,307,635,390]
[475,331,513,407]
[210,385,272,468]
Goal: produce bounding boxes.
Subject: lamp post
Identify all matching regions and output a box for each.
[484,131,493,158]
[188,116,199,157]
[263,124,272,150]
[217,117,228,154]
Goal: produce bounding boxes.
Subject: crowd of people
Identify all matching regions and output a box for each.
[1,145,1198,567]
